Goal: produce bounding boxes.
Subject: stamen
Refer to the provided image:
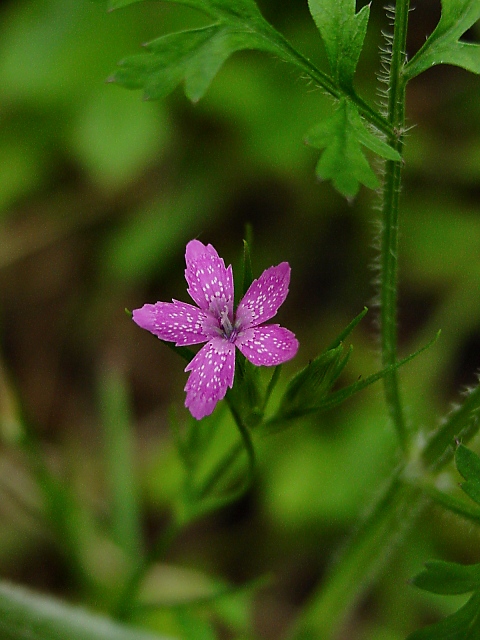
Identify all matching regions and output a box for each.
[220,309,233,338]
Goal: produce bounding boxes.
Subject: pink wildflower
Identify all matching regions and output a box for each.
[133,240,298,419]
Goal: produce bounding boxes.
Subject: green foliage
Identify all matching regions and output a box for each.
[274,344,349,422]
[0,581,173,640]
[456,443,480,506]
[111,24,272,102]
[422,384,480,469]
[305,98,401,198]
[403,0,480,80]
[411,560,480,595]
[269,320,438,427]
[308,0,370,89]
[99,367,142,559]
[108,0,280,102]
[407,445,480,639]
[407,592,480,639]
[101,0,400,198]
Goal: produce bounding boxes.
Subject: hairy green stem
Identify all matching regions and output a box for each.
[268,30,394,137]
[379,0,410,452]
[287,3,414,638]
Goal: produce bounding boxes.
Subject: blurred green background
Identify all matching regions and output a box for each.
[0,0,479,638]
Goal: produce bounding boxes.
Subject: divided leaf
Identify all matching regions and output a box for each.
[403,0,480,80]
[407,446,480,639]
[112,24,273,102]
[305,98,401,198]
[108,0,282,102]
[308,0,370,88]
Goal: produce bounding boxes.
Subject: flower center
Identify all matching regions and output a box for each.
[220,308,237,341]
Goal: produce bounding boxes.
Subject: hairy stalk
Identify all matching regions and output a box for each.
[379,1,410,452]
[287,3,414,638]
[263,27,395,137]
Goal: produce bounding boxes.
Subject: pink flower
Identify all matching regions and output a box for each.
[133,240,299,419]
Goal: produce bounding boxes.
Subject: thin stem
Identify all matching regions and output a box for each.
[261,26,394,137]
[379,0,410,452]
[224,392,256,489]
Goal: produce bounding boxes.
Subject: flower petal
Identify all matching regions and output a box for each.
[236,325,298,366]
[184,338,235,419]
[132,300,208,346]
[236,262,290,329]
[185,240,234,315]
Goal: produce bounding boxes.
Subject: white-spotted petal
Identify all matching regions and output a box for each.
[184,240,234,315]
[236,262,290,329]
[184,338,235,419]
[132,301,208,346]
[236,325,298,366]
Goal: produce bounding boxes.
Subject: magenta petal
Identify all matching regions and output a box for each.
[132,301,208,346]
[236,325,298,366]
[184,240,234,315]
[184,338,235,419]
[236,262,290,328]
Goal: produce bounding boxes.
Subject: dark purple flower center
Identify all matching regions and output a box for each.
[220,309,239,343]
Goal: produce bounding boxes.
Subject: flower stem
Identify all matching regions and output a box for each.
[379,0,410,452]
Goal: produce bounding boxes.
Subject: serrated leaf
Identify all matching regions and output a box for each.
[403,0,480,79]
[308,0,370,88]
[456,444,480,506]
[0,580,174,640]
[406,592,480,640]
[412,560,480,595]
[108,0,283,102]
[305,98,401,198]
[112,23,276,102]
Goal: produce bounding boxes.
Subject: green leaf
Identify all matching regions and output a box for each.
[109,1,280,102]
[0,580,174,640]
[327,306,368,350]
[406,592,480,640]
[267,331,439,428]
[422,384,480,469]
[412,560,480,595]
[408,446,480,639]
[305,98,401,198]
[403,0,480,80]
[308,0,370,88]
[275,344,346,422]
[456,444,480,506]
[421,483,480,527]
[99,367,142,559]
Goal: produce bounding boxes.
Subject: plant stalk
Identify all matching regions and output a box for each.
[379,0,410,452]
